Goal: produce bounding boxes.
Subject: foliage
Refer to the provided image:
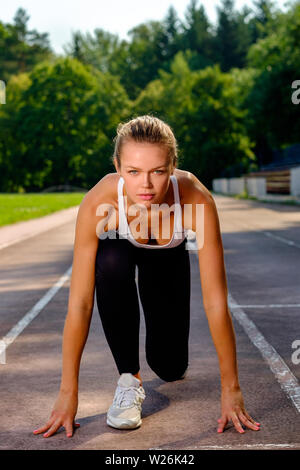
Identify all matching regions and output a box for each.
[135,54,255,186]
[0,0,298,192]
[246,1,300,153]
[0,57,130,191]
[0,8,53,83]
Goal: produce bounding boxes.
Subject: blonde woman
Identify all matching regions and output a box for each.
[33,115,260,438]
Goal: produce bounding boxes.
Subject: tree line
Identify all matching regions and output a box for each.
[0,0,299,192]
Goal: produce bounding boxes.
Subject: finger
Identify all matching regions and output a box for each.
[239,413,260,431]
[43,420,62,438]
[231,414,245,434]
[65,421,74,438]
[33,419,54,435]
[217,417,228,433]
[244,411,261,426]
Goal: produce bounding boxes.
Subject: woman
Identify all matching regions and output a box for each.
[33,115,260,438]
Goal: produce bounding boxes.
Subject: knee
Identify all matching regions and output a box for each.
[158,372,186,382]
[147,359,188,382]
[155,369,187,382]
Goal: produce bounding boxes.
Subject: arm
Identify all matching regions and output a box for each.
[195,194,239,391]
[33,187,102,439]
[191,184,260,433]
[60,194,99,396]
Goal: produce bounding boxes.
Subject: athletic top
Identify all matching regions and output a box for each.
[117,174,186,249]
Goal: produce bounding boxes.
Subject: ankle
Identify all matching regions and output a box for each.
[133,372,142,385]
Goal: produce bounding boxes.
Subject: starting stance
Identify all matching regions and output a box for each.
[33,115,260,438]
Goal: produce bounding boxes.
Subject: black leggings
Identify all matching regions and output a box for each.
[94,232,191,382]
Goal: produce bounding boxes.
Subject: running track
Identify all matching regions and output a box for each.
[0,195,299,450]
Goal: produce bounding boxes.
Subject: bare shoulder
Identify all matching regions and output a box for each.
[81,172,119,212]
[68,175,119,315]
[75,173,120,238]
[174,168,213,204]
[175,169,217,234]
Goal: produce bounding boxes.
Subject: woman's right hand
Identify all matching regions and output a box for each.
[33,390,80,438]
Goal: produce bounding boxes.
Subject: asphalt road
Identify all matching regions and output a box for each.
[0,195,300,450]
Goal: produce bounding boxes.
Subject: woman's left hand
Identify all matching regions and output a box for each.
[217,387,261,434]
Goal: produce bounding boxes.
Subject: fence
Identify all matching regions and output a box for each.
[212,166,300,198]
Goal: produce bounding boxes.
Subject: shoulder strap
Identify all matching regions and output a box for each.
[117,177,128,236]
[170,174,183,236]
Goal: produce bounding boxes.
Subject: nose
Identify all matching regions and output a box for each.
[141,173,153,187]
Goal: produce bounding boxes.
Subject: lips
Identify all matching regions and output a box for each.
[138,194,154,200]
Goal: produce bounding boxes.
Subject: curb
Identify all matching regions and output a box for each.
[0,206,79,250]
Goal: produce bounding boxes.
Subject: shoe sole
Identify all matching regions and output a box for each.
[107,417,142,429]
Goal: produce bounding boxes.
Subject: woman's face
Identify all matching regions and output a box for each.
[114,140,174,207]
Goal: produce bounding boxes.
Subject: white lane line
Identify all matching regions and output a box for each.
[264,231,300,249]
[228,292,300,413]
[0,265,72,363]
[233,221,300,249]
[149,443,300,450]
[230,304,300,308]
[187,229,300,252]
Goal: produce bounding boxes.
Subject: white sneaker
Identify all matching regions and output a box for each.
[106,373,146,429]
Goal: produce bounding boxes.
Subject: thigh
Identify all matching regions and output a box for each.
[95,232,139,325]
[94,233,141,375]
[95,231,137,281]
[136,239,191,349]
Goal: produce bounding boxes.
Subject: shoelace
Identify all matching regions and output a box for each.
[113,385,145,408]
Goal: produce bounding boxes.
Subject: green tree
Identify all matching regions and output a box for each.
[246,1,300,152]
[64,21,170,100]
[161,5,182,62]
[0,57,130,192]
[249,0,277,42]
[63,28,122,73]
[135,52,255,187]
[179,0,215,70]
[0,8,53,83]
[214,0,254,71]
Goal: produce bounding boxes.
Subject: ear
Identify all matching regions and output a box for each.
[170,163,176,175]
[113,157,120,174]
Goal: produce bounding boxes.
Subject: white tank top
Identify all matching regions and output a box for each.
[117,174,186,249]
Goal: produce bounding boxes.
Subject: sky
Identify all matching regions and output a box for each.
[0,0,291,55]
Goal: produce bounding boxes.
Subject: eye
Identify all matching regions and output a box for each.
[128,170,164,175]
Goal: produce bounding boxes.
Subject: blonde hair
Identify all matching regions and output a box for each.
[112,115,178,170]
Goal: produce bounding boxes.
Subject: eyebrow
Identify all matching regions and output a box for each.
[125,165,167,170]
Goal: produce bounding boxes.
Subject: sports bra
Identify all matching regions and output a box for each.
[117,174,186,249]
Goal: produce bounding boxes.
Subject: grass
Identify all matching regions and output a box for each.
[211,190,257,201]
[0,192,86,227]
[233,190,257,201]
